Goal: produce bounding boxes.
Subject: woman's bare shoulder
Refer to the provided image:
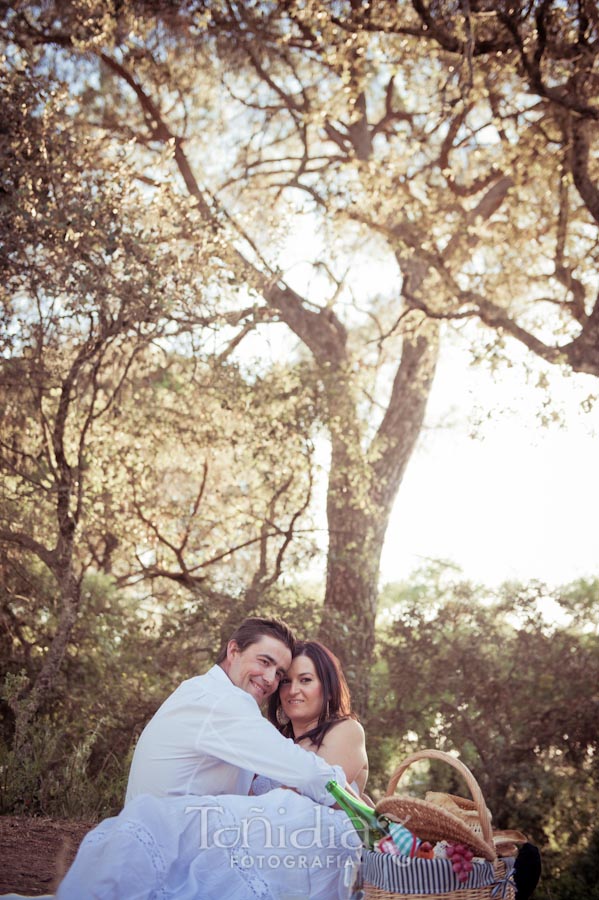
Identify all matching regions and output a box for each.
[322,718,368,790]
[331,718,365,737]
[325,718,366,748]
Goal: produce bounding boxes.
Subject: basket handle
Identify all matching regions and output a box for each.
[386,749,494,849]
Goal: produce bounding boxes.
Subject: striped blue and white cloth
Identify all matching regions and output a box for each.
[361,852,516,897]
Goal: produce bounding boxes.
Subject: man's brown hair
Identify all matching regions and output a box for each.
[216,616,296,664]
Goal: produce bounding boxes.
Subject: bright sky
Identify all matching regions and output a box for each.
[380,336,599,588]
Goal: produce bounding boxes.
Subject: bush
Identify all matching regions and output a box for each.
[0,711,128,820]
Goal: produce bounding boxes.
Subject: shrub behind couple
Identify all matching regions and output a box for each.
[58,617,369,899]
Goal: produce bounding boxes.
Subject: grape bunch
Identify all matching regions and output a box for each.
[445,842,474,883]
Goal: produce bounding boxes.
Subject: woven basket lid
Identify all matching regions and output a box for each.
[425,791,489,817]
[375,795,495,860]
[424,791,491,833]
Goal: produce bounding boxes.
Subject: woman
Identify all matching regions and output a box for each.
[56,641,366,900]
[267,640,368,795]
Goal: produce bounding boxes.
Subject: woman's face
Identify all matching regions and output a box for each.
[279,653,324,727]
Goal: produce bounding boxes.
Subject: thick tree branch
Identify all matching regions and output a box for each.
[554,174,587,321]
[0,529,55,571]
[497,7,599,120]
[371,320,440,506]
[570,118,599,226]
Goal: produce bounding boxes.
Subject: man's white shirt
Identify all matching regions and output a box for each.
[125,665,345,806]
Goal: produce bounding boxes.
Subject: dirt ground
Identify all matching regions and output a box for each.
[0,816,95,896]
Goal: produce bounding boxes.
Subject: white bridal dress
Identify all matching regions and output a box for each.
[55,787,362,900]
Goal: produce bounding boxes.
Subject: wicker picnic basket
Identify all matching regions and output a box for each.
[361,749,516,900]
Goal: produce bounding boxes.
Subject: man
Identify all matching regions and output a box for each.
[125,616,347,807]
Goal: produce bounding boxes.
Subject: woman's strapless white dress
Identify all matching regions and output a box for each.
[56,787,362,900]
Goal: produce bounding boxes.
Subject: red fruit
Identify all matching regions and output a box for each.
[464,849,474,861]
[454,844,466,854]
[446,844,455,858]
[452,861,463,874]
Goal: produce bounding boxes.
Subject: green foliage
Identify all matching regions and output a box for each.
[0,555,189,814]
[368,566,599,899]
[0,711,128,819]
[547,827,599,900]
[1,597,133,819]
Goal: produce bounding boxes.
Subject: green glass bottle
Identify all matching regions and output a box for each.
[326,780,390,849]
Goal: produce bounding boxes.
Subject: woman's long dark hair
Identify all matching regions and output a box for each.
[267,640,356,748]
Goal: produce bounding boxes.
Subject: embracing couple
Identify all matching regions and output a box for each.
[57,616,369,899]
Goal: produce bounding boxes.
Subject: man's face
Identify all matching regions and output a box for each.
[226,635,292,705]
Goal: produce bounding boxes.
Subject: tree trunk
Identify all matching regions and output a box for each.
[320,323,440,714]
[320,506,387,714]
[11,564,81,751]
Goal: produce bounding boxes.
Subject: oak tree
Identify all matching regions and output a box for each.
[3,0,599,709]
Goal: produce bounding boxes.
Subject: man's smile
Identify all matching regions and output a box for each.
[249,678,269,697]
